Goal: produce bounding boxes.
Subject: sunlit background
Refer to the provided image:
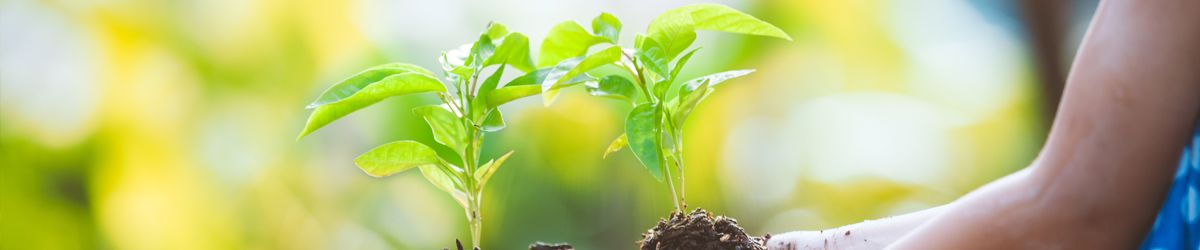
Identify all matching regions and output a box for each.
[1,0,1098,249]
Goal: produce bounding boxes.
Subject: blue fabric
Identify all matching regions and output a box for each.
[1141,123,1200,250]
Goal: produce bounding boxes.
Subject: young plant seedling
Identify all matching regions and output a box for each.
[537,4,790,213]
[297,22,553,249]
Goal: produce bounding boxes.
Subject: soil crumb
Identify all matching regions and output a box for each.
[528,242,574,250]
[639,208,768,250]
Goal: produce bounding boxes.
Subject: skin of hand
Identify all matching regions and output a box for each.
[770,0,1200,249]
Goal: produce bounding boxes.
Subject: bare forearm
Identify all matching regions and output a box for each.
[890,0,1200,248]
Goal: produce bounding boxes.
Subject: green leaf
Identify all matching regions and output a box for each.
[481,109,505,132]
[592,12,622,43]
[647,3,791,58]
[670,69,754,126]
[354,140,443,177]
[419,165,469,208]
[307,63,436,107]
[603,133,628,159]
[483,67,593,108]
[670,47,700,83]
[625,103,663,181]
[542,46,622,105]
[636,37,670,78]
[475,64,506,109]
[671,80,711,127]
[484,33,534,72]
[680,69,755,91]
[485,22,509,40]
[484,85,542,108]
[646,13,697,60]
[585,75,638,101]
[412,105,468,154]
[298,72,446,139]
[682,4,791,40]
[538,21,606,67]
[474,150,515,187]
[466,34,496,68]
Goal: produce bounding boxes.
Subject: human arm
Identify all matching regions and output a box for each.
[888,0,1200,248]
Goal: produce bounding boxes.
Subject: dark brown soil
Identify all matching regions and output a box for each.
[639,208,769,250]
[528,242,575,250]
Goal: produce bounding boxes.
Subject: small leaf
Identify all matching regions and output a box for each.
[647,3,791,58]
[591,12,622,43]
[354,141,442,177]
[481,109,505,132]
[483,67,593,108]
[298,72,446,139]
[484,33,534,72]
[646,14,697,60]
[538,21,607,67]
[671,80,711,127]
[636,37,670,79]
[683,4,792,40]
[308,63,437,107]
[585,75,638,101]
[475,64,506,107]
[626,103,663,181]
[412,105,469,154]
[485,22,509,40]
[653,79,671,100]
[419,165,469,208]
[467,34,497,68]
[669,47,700,83]
[603,133,628,159]
[542,46,622,105]
[680,69,755,91]
[485,85,542,108]
[474,151,515,187]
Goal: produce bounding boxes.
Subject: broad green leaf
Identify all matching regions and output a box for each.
[585,75,637,101]
[474,150,515,186]
[626,103,663,181]
[542,46,622,105]
[647,4,791,58]
[680,69,755,91]
[538,21,606,67]
[298,73,446,139]
[636,37,670,79]
[603,133,628,159]
[412,105,468,154]
[592,12,622,43]
[485,22,509,40]
[354,140,442,177]
[481,109,505,132]
[484,33,534,72]
[308,63,436,107]
[420,165,469,208]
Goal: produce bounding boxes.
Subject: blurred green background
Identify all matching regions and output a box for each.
[0,0,1097,249]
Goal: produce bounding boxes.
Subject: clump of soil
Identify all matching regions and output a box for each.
[528,242,574,250]
[639,208,769,250]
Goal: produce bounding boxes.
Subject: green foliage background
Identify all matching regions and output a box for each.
[0,0,1045,249]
